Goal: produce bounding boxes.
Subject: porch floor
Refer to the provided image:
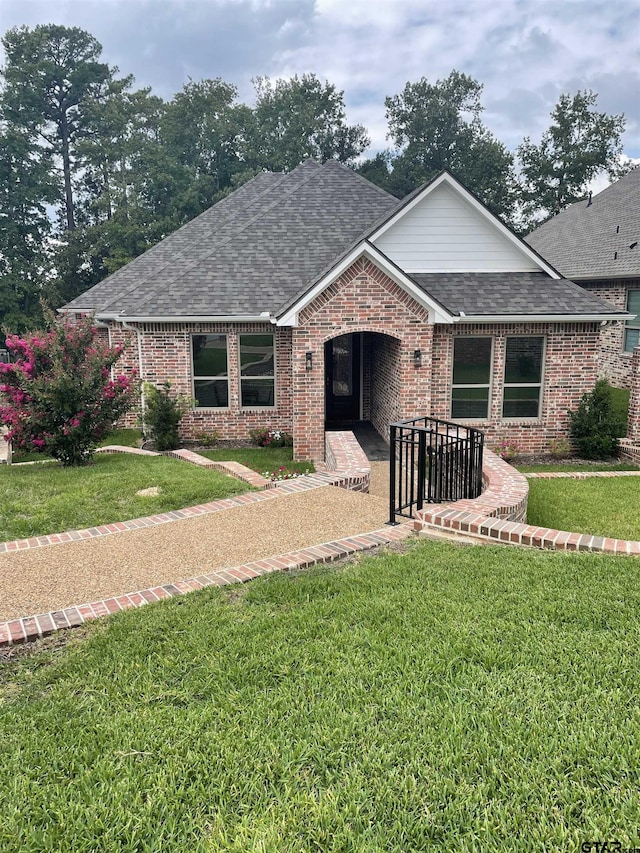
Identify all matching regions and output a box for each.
[325,420,389,462]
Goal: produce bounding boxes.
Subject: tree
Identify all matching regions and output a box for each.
[0,122,55,336]
[246,74,370,172]
[0,313,138,466]
[382,71,517,221]
[161,78,251,199]
[355,151,395,195]
[517,90,627,225]
[1,24,114,231]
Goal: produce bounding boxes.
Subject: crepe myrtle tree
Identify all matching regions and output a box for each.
[0,314,138,465]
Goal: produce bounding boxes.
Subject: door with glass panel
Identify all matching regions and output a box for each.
[325,333,361,422]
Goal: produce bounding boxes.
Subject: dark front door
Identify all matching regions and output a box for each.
[325,333,361,422]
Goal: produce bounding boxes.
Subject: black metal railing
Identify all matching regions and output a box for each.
[389,416,484,523]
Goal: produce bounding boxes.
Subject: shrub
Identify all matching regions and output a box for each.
[568,379,624,460]
[248,427,293,448]
[494,439,524,462]
[548,437,571,459]
[193,430,220,448]
[144,382,194,451]
[0,315,138,466]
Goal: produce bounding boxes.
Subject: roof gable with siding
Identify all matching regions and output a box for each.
[371,174,547,274]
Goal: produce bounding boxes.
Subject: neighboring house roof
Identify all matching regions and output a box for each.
[525,167,640,280]
[63,159,629,324]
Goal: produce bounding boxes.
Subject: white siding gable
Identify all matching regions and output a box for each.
[372,182,541,273]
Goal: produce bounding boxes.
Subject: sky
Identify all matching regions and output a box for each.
[1,0,639,177]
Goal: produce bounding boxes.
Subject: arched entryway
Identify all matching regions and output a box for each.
[324,331,402,452]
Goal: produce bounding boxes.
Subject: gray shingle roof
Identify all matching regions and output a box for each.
[64,159,399,318]
[63,160,632,323]
[525,167,640,280]
[409,272,627,318]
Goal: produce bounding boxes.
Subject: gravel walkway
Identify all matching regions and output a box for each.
[0,486,389,622]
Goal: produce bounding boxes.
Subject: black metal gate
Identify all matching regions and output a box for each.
[389,416,484,523]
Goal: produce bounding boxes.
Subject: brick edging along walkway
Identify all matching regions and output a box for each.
[0,434,383,646]
[0,523,412,647]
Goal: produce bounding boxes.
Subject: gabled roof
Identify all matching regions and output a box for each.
[62,159,629,325]
[63,159,400,320]
[276,241,455,326]
[369,171,560,277]
[525,167,640,280]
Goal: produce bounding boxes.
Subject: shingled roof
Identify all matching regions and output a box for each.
[62,159,629,323]
[525,167,640,280]
[409,272,627,319]
[64,159,400,319]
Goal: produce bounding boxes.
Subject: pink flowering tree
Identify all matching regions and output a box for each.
[0,315,138,466]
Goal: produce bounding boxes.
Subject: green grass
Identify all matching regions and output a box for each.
[1,540,639,851]
[610,385,631,435]
[517,460,639,473]
[200,446,315,477]
[0,453,249,541]
[527,476,640,538]
[11,427,143,464]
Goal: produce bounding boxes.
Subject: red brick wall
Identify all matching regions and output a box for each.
[108,322,293,442]
[431,322,601,454]
[628,345,640,442]
[369,333,402,439]
[580,278,639,388]
[103,258,607,461]
[292,258,433,460]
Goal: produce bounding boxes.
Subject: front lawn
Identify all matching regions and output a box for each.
[527,475,640,539]
[517,460,639,473]
[1,540,639,851]
[10,427,142,464]
[200,446,315,478]
[0,453,249,542]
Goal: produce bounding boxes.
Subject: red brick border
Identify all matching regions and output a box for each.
[415,449,640,557]
[321,431,371,493]
[0,434,390,646]
[0,523,412,647]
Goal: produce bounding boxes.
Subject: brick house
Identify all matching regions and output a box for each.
[61,160,631,461]
[526,167,640,390]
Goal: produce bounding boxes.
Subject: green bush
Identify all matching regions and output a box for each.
[568,379,624,459]
[144,383,193,451]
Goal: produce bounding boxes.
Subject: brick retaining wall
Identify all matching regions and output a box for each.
[415,449,640,556]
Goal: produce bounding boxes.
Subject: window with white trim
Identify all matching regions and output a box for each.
[502,336,544,418]
[624,290,640,352]
[192,334,229,407]
[451,337,492,420]
[240,333,275,407]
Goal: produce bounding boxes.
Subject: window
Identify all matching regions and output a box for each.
[192,334,229,407]
[240,333,275,407]
[502,337,544,418]
[451,337,492,419]
[624,290,640,352]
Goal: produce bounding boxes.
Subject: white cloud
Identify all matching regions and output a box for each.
[1,0,638,158]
